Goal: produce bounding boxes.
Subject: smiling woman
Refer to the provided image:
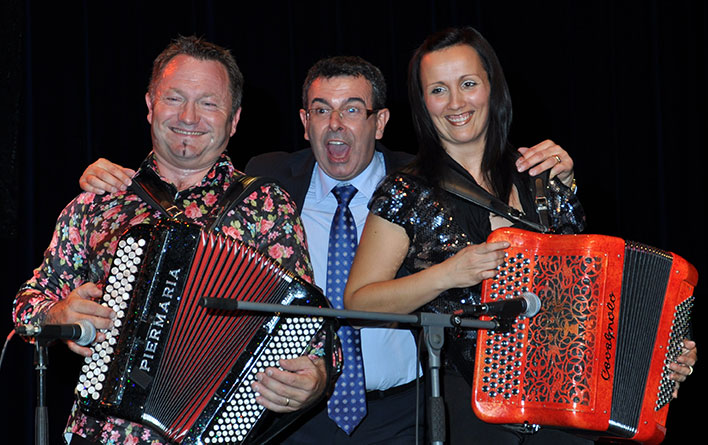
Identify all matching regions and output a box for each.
[419,44,491,168]
[343,25,699,445]
[343,26,592,445]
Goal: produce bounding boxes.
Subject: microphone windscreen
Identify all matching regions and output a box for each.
[522,292,542,317]
[75,319,97,346]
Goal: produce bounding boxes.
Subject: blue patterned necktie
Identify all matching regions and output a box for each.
[326,184,367,434]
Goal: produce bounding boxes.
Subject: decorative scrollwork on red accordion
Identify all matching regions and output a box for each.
[473,228,697,445]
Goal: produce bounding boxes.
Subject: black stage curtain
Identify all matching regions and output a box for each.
[1,1,704,443]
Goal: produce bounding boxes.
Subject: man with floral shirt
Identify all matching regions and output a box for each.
[13,36,336,445]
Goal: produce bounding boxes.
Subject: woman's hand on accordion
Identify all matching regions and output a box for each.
[251,356,327,413]
[438,242,511,290]
[670,339,697,399]
[344,212,511,315]
[45,282,116,357]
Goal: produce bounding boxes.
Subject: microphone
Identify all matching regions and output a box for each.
[15,319,97,346]
[459,292,541,320]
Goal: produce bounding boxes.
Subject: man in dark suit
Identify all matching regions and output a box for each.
[245,56,422,444]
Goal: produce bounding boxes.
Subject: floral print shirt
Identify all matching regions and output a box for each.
[13,152,318,444]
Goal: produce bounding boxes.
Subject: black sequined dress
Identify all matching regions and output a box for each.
[368,155,585,384]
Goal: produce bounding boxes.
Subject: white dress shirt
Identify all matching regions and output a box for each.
[301,151,419,390]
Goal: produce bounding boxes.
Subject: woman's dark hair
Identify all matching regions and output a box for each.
[407,26,516,200]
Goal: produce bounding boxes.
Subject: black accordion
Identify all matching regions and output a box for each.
[75,220,330,444]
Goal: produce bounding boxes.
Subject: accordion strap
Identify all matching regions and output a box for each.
[129,167,184,218]
[532,171,551,229]
[129,167,269,229]
[439,165,549,233]
[207,175,272,232]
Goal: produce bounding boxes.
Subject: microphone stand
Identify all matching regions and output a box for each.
[34,340,49,445]
[201,298,500,445]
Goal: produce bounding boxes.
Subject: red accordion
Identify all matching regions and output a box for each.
[75,220,330,444]
[473,228,697,444]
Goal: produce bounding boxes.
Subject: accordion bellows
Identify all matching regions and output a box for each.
[474,228,697,444]
[75,220,329,444]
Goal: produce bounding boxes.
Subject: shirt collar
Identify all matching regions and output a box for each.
[143,151,237,191]
[312,150,385,201]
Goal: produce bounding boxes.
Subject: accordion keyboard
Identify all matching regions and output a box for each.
[76,234,147,401]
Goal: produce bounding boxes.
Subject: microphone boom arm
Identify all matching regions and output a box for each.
[199,297,501,331]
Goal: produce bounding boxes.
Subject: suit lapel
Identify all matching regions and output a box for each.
[286,150,317,214]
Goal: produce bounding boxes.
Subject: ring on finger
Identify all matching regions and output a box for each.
[284,397,290,406]
[553,155,562,165]
[688,365,694,376]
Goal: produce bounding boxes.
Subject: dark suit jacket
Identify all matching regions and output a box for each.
[244,141,412,214]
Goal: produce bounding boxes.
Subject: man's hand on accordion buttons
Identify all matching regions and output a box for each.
[46,282,116,357]
[670,339,697,399]
[252,355,327,413]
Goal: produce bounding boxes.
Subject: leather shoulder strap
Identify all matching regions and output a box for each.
[207,175,273,232]
[129,169,271,230]
[439,165,549,233]
[128,168,183,218]
[532,170,551,230]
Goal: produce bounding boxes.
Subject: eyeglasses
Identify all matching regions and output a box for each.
[306,105,380,122]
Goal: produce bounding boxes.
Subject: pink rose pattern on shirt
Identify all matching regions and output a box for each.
[12,152,316,444]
